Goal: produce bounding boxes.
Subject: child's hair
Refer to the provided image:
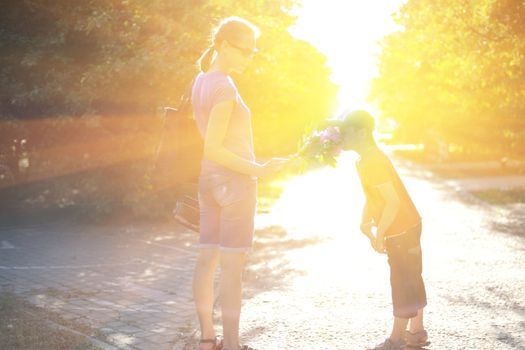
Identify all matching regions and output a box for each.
[340,110,375,137]
[198,16,260,72]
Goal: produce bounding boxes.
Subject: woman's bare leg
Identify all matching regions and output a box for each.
[220,251,247,350]
[193,249,220,348]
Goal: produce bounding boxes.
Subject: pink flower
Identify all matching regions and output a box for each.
[319,126,342,143]
[297,125,343,169]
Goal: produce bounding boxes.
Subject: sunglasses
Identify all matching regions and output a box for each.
[227,41,258,57]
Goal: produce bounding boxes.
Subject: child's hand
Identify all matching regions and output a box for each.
[258,158,289,178]
[360,222,374,238]
[374,237,387,254]
[360,222,377,251]
[368,236,376,251]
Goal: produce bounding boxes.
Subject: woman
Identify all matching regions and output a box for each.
[191,16,287,350]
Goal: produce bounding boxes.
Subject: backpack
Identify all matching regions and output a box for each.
[152,79,202,230]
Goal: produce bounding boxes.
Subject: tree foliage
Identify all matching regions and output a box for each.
[0,0,337,219]
[371,0,525,157]
[0,0,336,149]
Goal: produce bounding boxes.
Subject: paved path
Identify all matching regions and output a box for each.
[0,222,200,349]
[239,155,525,349]
[1,154,524,349]
[444,175,525,191]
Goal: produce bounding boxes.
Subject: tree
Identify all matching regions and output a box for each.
[0,0,336,153]
[370,0,525,158]
[0,0,337,218]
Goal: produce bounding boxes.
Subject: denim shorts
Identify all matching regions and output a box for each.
[198,173,257,252]
[385,223,427,318]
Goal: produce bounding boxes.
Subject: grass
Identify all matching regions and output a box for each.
[0,291,105,350]
[471,189,525,205]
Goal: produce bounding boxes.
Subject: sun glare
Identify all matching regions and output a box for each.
[290,0,407,115]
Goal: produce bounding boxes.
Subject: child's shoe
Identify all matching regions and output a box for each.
[367,338,407,350]
[404,330,429,347]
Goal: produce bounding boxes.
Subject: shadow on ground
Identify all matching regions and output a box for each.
[398,158,525,241]
[182,225,326,349]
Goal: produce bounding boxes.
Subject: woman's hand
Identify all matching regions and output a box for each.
[257,158,289,179]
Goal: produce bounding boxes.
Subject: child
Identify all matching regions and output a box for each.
[333,110,429,350]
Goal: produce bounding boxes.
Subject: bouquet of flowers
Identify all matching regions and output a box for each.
[295,126,343,171]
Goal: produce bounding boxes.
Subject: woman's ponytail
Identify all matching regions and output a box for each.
[197,46,215,72]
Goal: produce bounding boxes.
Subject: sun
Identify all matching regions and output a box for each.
[290,0,407,115]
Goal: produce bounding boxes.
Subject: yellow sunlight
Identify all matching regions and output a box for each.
[290,0,407,114]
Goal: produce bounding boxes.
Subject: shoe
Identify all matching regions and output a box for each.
[223,345,256,350]
[404,330,429,347]
[367,338,407,350]
[199,336,223,350]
